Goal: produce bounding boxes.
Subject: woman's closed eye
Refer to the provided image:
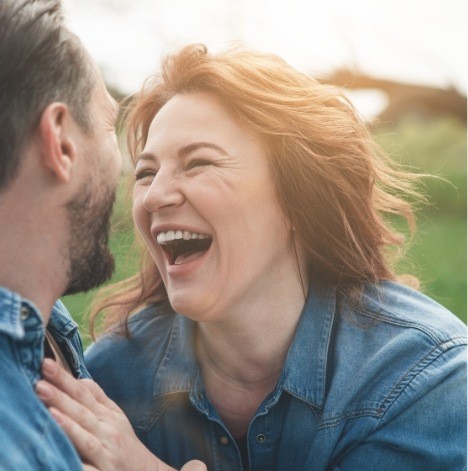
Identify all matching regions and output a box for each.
[134,169,156,182]
[185,158,213,172]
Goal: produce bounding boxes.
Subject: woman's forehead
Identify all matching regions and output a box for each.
[146,92,266,153]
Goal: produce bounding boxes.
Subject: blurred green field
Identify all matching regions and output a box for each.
[63,116,467,345]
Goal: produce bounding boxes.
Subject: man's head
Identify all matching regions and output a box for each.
[0,0,122,299]
[0,0,94,191]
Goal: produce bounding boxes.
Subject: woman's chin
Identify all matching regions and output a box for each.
[168,292,220,322]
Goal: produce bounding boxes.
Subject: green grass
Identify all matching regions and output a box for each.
[374,116,467,216]
[395,214,466,322]
[62,229,137,345]
[62,179,138,345]
[63,116,467,343]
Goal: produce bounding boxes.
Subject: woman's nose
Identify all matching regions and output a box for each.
[142,171,184,212]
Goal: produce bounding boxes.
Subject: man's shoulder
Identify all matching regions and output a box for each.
[0,337,82,469]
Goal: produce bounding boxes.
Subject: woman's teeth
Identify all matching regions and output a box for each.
[156,230,210,245]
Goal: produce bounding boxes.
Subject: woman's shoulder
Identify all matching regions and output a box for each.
[84,304,190,417]
[358,281,466,343]
[333,281,467,390]
[322,281,466,424]
[85,303,179,376]
[315,282,467,464]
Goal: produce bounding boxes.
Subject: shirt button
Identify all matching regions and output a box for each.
[196,393,203,401]
[20,307,29,320]
[256,433,266,443]
[219,436,229,445]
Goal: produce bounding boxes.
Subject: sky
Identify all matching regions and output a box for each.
[62,0,467,118]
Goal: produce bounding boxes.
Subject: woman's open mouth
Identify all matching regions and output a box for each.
[157,230,212,265]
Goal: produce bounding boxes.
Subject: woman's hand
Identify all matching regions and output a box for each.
[36,359,206,471]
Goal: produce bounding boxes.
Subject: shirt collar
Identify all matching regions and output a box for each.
[48,299,80,338]
[152,284,336,411]
[278,284,336,408]
[153,313,198,398]
[0,286,43,339]
[0,288,78,338]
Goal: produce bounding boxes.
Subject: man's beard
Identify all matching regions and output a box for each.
[63,179,117,296]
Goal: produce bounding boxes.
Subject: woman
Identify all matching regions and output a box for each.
[39,44,466,470]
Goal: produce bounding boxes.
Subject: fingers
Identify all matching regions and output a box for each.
[41,359,121,413]
[181,461,208,471]
[49,407,104,468]
[38,360,174,471]
[41,360,99,412]
[38,384,120,469]
[80,378,122,413]
[36,380,101,436]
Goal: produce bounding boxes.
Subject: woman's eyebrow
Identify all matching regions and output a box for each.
[135,152,156,164]
[177,142,228,158]
[136,142,228,164]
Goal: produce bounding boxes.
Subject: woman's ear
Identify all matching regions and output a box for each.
[37,102,78,183]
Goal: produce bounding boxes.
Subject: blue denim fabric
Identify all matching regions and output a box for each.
[0,287,89,470]
[86,282,467,471]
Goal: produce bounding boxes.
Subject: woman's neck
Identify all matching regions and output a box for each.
[195,284,306,439]
[196,283,306,385]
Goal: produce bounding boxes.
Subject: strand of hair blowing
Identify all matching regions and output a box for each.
[90,44,422,337]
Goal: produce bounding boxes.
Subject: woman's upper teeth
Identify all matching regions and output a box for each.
[156,230,210,244]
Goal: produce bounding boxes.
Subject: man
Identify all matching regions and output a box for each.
[0,2,206,469]
[0,0,121,468]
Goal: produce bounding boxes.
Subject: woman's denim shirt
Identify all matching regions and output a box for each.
[86,282,467,470]
[0,288,90,469]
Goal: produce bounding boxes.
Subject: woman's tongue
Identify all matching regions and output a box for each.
[173,249,207,265]
[163,237,212,266]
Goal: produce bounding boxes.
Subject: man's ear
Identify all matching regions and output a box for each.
[38,102,79,183]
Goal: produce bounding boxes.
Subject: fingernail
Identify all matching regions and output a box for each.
[42,358,58,376]
[36,380,53,399]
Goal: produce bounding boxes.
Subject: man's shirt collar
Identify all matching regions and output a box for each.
[0,287,43,339]
[48,299,80,337]
[0,287,90,380]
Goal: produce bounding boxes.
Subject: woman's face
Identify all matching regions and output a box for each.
[133,92,297,321]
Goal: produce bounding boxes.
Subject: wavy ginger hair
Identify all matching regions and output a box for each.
[90,44,420,336]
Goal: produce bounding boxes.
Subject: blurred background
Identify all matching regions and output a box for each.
[61,0,467,340]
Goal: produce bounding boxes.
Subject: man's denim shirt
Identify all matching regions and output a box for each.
[0,287,89,470]
[87,281,467,471]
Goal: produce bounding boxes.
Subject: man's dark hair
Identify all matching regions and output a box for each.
[0,0,95,191]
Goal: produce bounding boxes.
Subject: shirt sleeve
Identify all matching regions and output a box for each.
[334,342,467,471]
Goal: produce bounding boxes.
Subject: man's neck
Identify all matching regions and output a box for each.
[0,201,68,324]
[0,273,61,324]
